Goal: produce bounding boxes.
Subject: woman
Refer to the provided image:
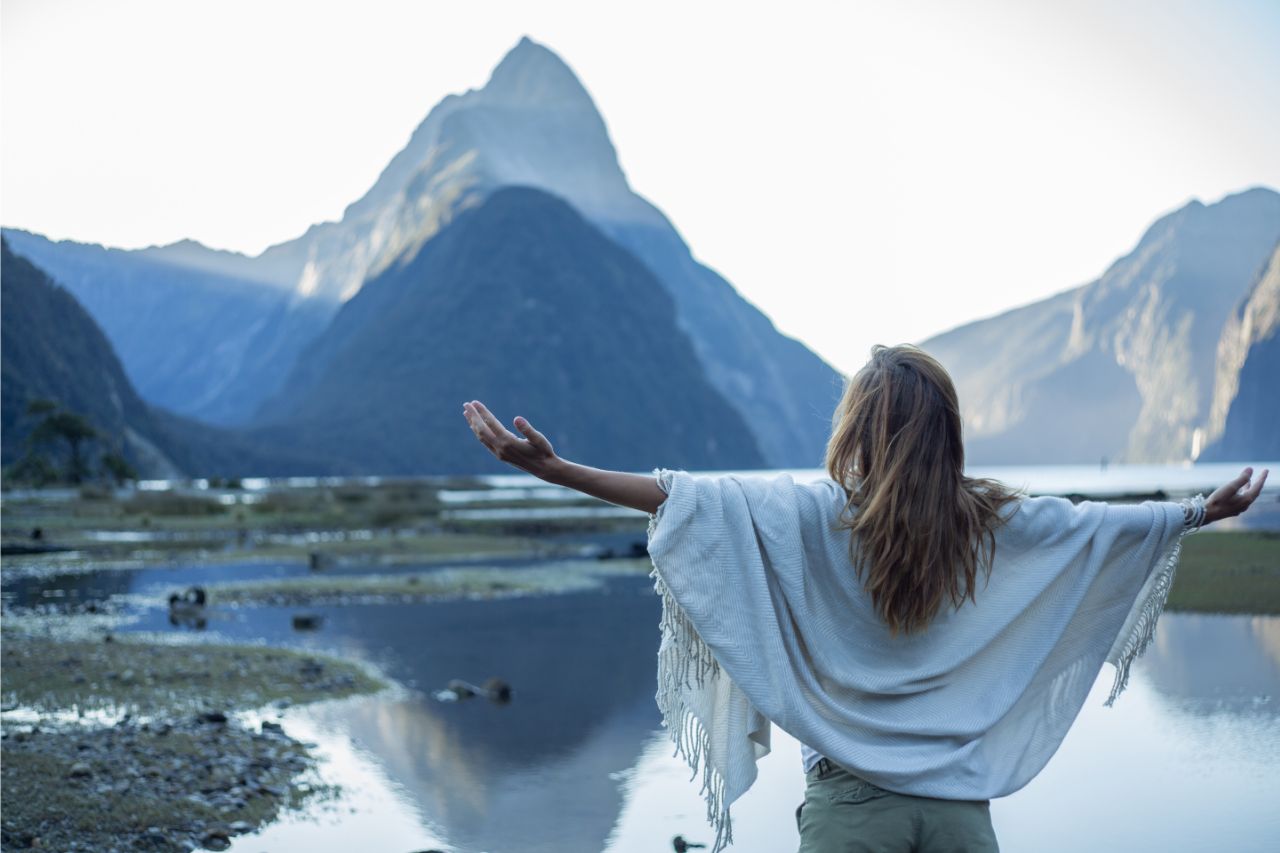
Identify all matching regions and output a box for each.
[461,345,1267,853]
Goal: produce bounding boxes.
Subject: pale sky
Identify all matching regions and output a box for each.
[4,0,1279,374]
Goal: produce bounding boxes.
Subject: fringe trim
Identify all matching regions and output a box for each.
[650,513,734,851]
[1104,528,1186,707]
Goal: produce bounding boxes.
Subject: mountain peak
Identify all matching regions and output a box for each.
[483,36,594,109]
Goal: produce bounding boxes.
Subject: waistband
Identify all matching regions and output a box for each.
[807,758,886,787]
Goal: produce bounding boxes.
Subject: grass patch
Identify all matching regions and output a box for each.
[0,530,554,580]
[202,559,653,607]
[121,491,228,517]
[441,514,647,537]
[1167,531,1280,614]
[250,531,550,561]
[1,480,631,574]
[1,637,385,715]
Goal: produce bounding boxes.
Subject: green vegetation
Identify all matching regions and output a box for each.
[442,512,649,538]
[1167,531,1280,614]
[0,480,582,570]
[3,399,137,487]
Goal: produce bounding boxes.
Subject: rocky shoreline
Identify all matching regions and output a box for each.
[0,634,386,852]
[3,713,324,852]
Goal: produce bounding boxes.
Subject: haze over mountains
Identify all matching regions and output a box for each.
[3,37,1277,477]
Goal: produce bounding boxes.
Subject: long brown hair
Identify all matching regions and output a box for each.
[825,345,1019,635]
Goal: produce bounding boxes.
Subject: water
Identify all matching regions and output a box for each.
[232,603,1280,853]
[4,463,1279,851]
[9,563,1275,851]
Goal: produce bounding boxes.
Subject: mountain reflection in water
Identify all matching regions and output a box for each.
[210,582,665,853]
[990,612,1280,853]
[200,582,1280,853]
[1142,613,1280,712]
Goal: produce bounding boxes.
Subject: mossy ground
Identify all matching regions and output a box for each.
[201,558,652,607]
[1,636,384,714]
[1167,531,1280,614]
[0,479,622,570]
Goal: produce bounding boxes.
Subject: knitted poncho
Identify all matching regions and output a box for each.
[645,469,1197,850]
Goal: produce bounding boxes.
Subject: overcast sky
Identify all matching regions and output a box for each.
[4,0,1279,374]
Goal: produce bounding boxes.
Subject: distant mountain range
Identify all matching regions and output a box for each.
[1201,241,1280,461]
[3,37,1277,475]
[0,239,335,477]
[921,187,1280,465]
[2,37,839,472]
[0,228,309,427]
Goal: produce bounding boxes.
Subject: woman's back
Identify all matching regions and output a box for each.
[647,469,1189,801]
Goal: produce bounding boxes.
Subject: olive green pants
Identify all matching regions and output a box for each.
[796,760,1000,853]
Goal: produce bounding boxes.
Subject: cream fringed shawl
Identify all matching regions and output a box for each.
[645,469,1194,851]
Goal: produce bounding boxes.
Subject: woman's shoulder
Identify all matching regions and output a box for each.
[792,475,847,502]
[720,472,847,515]
[994,493,1133,546]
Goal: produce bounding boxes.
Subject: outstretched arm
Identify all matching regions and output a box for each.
[1202,466,1269,525]
[462,400,668,514]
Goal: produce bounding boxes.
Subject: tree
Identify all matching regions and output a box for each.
[4,452,60,487]
[27,410,100,483]
[4,400,143,486]
[10,401,110,485]
[100,450,138,486]
[25,398,58,418]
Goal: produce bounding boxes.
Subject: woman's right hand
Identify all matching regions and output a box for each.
[461,399,668,513]
[462,400,561,480]
[1204,467,1269,524]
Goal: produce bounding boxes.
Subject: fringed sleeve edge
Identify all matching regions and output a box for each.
[647,468,736,852]
[1103,495,1205,706]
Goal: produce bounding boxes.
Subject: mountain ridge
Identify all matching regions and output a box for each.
[247,185,767,474]
[9,37,1276,468]
[921,186,1280,464]
[6,36,841,464]
[0,239,338,478]
[1201,239,1280,461]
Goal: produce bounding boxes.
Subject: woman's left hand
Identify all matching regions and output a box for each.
[1204,467,1269,524]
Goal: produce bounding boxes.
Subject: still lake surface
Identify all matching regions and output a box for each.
[8,463,1280,851]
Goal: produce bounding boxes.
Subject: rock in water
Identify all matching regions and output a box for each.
[291,614,323,631]
[201,828,231,850]
[482,677,512,703]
